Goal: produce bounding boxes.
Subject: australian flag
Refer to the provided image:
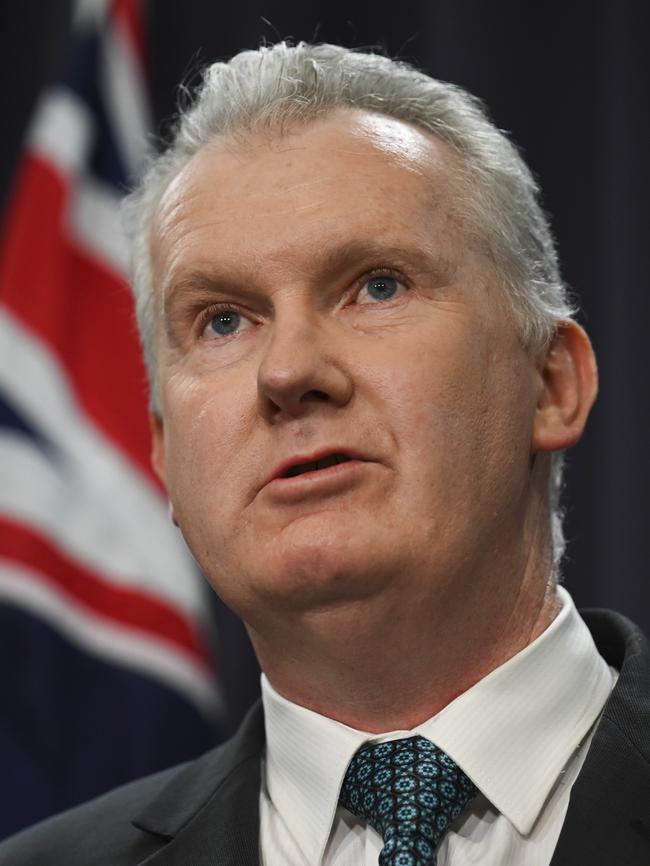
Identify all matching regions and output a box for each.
[0,0,222,839]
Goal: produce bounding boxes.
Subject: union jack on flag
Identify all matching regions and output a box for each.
[0,0,221,838]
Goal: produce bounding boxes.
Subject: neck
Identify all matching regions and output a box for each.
[248,539,560,733]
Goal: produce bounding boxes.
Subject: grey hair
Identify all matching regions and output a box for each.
[123,41,576,571]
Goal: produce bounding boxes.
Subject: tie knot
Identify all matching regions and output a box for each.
[339,736,477,866]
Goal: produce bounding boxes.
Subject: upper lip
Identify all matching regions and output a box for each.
[265,448,368,485]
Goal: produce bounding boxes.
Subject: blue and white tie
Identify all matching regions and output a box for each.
[339,736,477,865]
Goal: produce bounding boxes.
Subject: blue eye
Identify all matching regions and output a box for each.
[209,311,242,337]
[203,308,254,341]
[363,275,400,302]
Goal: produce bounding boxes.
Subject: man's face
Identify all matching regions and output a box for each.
[150,110,541,629]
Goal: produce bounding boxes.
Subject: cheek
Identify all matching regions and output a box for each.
[372,331,533,507]
[160,375,252,526]
[373,334,487,442]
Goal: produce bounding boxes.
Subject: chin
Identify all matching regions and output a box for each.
[194,510,407,619]
[251,520,396,613]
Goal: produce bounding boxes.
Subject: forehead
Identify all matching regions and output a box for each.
[152,109,469,286]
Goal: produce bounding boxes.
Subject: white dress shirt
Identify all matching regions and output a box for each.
[259,587,616,866]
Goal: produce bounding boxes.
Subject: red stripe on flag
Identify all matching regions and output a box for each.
[0,516,212,669]
[112,0,148,77]
[0,153,156,485]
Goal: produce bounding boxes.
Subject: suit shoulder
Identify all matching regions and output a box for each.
[0,702,265,866]
[0,761,187,866]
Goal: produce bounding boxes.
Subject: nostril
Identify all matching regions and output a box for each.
[305,389,329,402]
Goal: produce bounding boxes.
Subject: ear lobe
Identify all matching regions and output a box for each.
[149,410,167,486]
[531,320,598,454]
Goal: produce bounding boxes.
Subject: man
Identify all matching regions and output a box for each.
[1,41,649,866]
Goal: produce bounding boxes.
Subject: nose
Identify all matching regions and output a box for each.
[257,310,353,421]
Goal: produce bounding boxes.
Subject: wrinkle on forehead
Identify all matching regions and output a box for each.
[155,112,455,240]
[157,107,451,211]
[342,112,446,173]
[269,111,451,187]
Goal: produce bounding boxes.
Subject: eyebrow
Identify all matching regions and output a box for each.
[161,271,263,344]
[161,239,459,339]
[303,240,458,286]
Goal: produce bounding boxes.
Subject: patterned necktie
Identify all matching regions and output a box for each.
[339,736,477,866]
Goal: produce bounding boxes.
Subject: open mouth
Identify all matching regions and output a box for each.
[281,453,353,478]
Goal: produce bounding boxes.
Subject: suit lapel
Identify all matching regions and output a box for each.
[132,701,265,866]
[551,717,650,865]
[138,755,261,866]
[551,609,650,865]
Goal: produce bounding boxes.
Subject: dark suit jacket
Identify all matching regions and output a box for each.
[1,608,650,865]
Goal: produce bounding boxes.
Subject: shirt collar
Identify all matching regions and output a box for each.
[415,586,614,834]
[262,674,369,865]
[261,587,614,863]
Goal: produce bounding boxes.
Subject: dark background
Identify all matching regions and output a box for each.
[1,0,648,689]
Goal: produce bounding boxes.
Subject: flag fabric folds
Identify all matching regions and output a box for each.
[0,0,222,838]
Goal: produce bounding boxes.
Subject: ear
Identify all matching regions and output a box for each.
[150,411,179,525]
[532,320,598,454]
[149,410,167,486]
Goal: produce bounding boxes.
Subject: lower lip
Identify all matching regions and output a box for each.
[264,459,368,503]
